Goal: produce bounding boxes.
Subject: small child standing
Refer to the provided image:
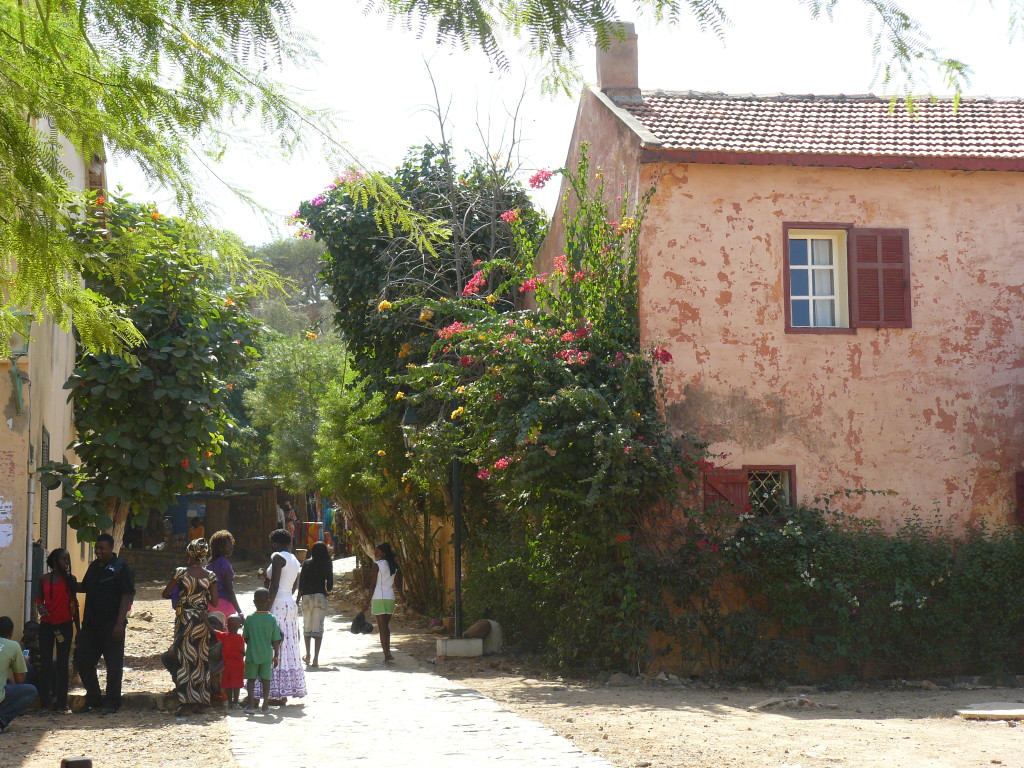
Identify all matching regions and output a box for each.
[216,615,245,708]
[242,588,281,715]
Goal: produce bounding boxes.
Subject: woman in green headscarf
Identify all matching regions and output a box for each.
[162,538,219,715]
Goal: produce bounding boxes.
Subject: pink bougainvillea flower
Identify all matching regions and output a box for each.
[462,270,486,296]
[553,255,568,274]
[574,326,590,338]
[477,469,492,480]
[500,209,520,224]
[529,169,553,189]
[494,456,511,470]
[572,271,588,283]
[310,194,326,207]
[438,321,472,340]
[560,331,574,342]
[652,345,673,364]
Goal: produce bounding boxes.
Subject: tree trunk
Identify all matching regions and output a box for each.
[108,497,130,550]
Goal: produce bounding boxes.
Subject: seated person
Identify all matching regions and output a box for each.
[0,616,37,734]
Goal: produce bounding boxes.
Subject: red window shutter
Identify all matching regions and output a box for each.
[703,469,748,514]
[1015,471,1024,525]
[849,228,911,329]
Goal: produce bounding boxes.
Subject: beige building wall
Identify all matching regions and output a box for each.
[638,161,1024,532]
[0,131,90,633]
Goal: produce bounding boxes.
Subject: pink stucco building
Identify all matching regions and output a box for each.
[545,25,1024,532]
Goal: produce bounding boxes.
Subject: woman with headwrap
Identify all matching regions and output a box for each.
[162,538,219,715]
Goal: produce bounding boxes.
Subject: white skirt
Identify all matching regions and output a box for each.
[254,598,307,699]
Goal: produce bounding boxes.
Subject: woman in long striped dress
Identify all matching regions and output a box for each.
[162,538,219,715]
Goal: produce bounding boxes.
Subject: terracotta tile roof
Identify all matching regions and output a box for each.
[612,91,1024,169]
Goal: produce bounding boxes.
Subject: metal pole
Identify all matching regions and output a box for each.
[451,457,463,638]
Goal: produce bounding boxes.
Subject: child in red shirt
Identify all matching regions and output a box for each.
[216,615,245,708]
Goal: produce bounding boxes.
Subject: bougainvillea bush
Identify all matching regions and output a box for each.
[395,150,697,668]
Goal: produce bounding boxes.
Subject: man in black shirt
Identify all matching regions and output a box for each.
[74,533,135,714]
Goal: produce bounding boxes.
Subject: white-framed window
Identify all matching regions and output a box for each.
[787,229,849,329]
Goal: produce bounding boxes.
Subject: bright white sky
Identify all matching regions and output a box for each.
[110,0,1024,246]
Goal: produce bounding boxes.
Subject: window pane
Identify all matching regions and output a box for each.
[748,471,788,516]
[811,239,833,265]
[812,269,834,297]
[789,238,808,266]
[791,299,810,326]
[813,299,835,326]
[790,269,808,296]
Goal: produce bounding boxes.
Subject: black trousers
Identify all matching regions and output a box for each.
[74,621,125,708]
[38,620,73,709]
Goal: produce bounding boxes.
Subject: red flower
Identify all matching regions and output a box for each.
[553,255,568,274]
[462,270,487,296]
[459,356,475,367]
[696,459,716,473]
[652,346,673,364]
[180,459,190,469]
[615,533,632,543]
[494,457,511,470]
[529,169,553,189]
[477,469,492,480]
[494,393,504,401]
[500,209,520,224]
[560,331,575,342]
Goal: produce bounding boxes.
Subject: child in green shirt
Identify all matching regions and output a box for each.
[242,588,281,715]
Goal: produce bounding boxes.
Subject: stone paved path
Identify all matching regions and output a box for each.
[227,558,613,768]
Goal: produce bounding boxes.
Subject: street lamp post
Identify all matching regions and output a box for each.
[402,406,464,638]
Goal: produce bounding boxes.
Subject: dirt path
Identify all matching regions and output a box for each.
[9,559,1024,768]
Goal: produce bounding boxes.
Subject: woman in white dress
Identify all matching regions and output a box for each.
[365,542,404,663]
[259,528,307,704]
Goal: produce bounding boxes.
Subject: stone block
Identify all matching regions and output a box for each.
[436,637,483,658]
[482,620,503,655]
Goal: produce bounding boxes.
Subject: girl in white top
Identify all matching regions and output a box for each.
[366,542,404,663]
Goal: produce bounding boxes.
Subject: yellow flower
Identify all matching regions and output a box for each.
[523,319,534,329]
[395,391,405,400]
[632,411,641,418]
[478,334,487,341]
[486,294,497,304]
[305,331,318,340]
[456,386,466,394]
[377,450,387,456]
[398,343,413,358]
[450,407,465,419]
[407,363,418,369]
[378,300,392,312]
[419,308,434,322]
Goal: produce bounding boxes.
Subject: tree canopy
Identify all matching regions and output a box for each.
[42,192,267,542]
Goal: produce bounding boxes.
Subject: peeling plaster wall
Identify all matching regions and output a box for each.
[639,162,1024,532]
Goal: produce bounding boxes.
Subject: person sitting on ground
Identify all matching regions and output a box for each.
[243,589,281,715]
[216,615,245,708]
[0,616,37,734]
[297,541,333,668]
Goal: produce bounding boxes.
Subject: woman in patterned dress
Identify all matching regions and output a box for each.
[257,528,306,705]
[162,538,219,715]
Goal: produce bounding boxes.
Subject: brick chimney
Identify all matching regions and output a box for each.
[596,22,640,100]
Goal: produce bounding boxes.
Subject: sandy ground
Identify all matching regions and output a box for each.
[8,560,1024,768]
